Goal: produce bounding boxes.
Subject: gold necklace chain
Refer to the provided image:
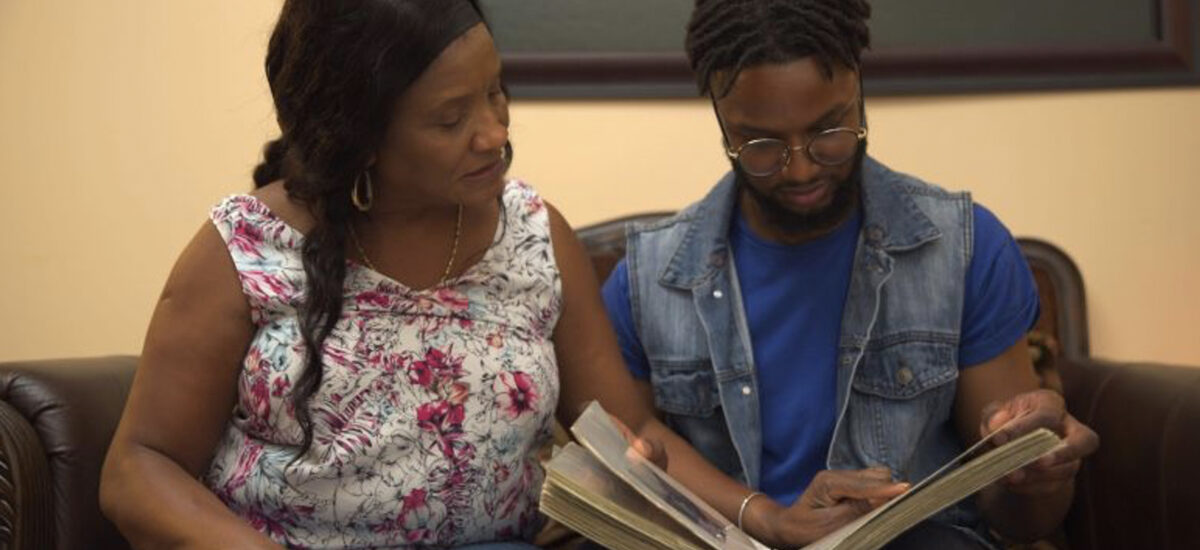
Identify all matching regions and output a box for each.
[349,203,463,288]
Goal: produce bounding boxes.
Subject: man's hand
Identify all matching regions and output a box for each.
[979,389,1099,496]
[749,467,909,547]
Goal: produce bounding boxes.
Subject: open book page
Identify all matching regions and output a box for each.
[569,401,767,550]
[802,426,1062,550]
[542,443,710,550]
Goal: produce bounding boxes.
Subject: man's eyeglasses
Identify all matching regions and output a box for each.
[723,126,868,177]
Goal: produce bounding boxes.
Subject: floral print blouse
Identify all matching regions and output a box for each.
[204,181,562,548]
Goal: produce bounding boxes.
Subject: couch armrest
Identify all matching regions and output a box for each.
[0,399,54,548]
[0,356,138,550]
[1058,356,1200,550]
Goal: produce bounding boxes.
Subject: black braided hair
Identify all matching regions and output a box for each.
[686,0,871,98]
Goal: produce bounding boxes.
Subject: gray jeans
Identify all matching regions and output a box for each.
[453,543,541,550]
[885,521,995,550]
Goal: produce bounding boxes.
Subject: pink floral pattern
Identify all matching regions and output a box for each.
[204,181,562,548]
[494,371,539,420]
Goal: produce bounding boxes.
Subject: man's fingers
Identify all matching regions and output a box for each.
[1036,459,1081,481]
[860,466,894,481]
[979,400,1010,436]
[808,501,870,530]
[1001,407,1061,441]
[1003,462,1081,496]
[981,390,1070,445]
[820,471,909,502]
[1028,414,1099,468]
[1063,415,1100,456]
[1013,459,1080,483]
[790,473,910,543]
[997,411,1096,496]
[1037,443,1085,468]
[866,496,895,509]
[989,408,1065,448]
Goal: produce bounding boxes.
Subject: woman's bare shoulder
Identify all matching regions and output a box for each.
[250,180,316,235]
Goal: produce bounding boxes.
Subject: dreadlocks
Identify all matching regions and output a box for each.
[686,0,871,98]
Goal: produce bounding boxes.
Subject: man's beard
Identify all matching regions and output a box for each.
[735,144,865,238]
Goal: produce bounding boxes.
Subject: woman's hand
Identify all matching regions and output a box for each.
[611,413,669,470]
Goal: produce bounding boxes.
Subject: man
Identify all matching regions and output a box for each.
[600,0,1099,547]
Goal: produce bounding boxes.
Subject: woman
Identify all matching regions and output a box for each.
[99,1,675,548]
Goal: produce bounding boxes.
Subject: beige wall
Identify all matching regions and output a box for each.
[2,1,1198,366]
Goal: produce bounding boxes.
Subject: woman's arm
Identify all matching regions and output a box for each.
[100,223,281,549]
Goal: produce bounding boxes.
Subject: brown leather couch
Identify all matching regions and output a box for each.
[0,356,135,550]
[1,216,1197,549]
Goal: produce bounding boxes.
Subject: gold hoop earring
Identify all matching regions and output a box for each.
[352,170,374,212]
[501,141,513,168]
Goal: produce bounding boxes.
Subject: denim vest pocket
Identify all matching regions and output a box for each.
[648,359,719,415]
[648,358,743,478]
[846,339,959,480]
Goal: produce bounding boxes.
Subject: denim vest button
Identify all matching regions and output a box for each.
[713,290,724,299]
[897,367,914,386]
[741,385,752,395]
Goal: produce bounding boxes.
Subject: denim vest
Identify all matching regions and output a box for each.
[626,157,984,531]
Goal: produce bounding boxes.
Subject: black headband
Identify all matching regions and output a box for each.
[431,1,484,56]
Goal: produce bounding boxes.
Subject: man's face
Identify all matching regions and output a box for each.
[714,58,864,237]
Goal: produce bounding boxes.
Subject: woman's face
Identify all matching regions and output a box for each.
[373,23,509,209]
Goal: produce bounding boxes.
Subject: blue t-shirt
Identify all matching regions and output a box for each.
[600,203,1039,506]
